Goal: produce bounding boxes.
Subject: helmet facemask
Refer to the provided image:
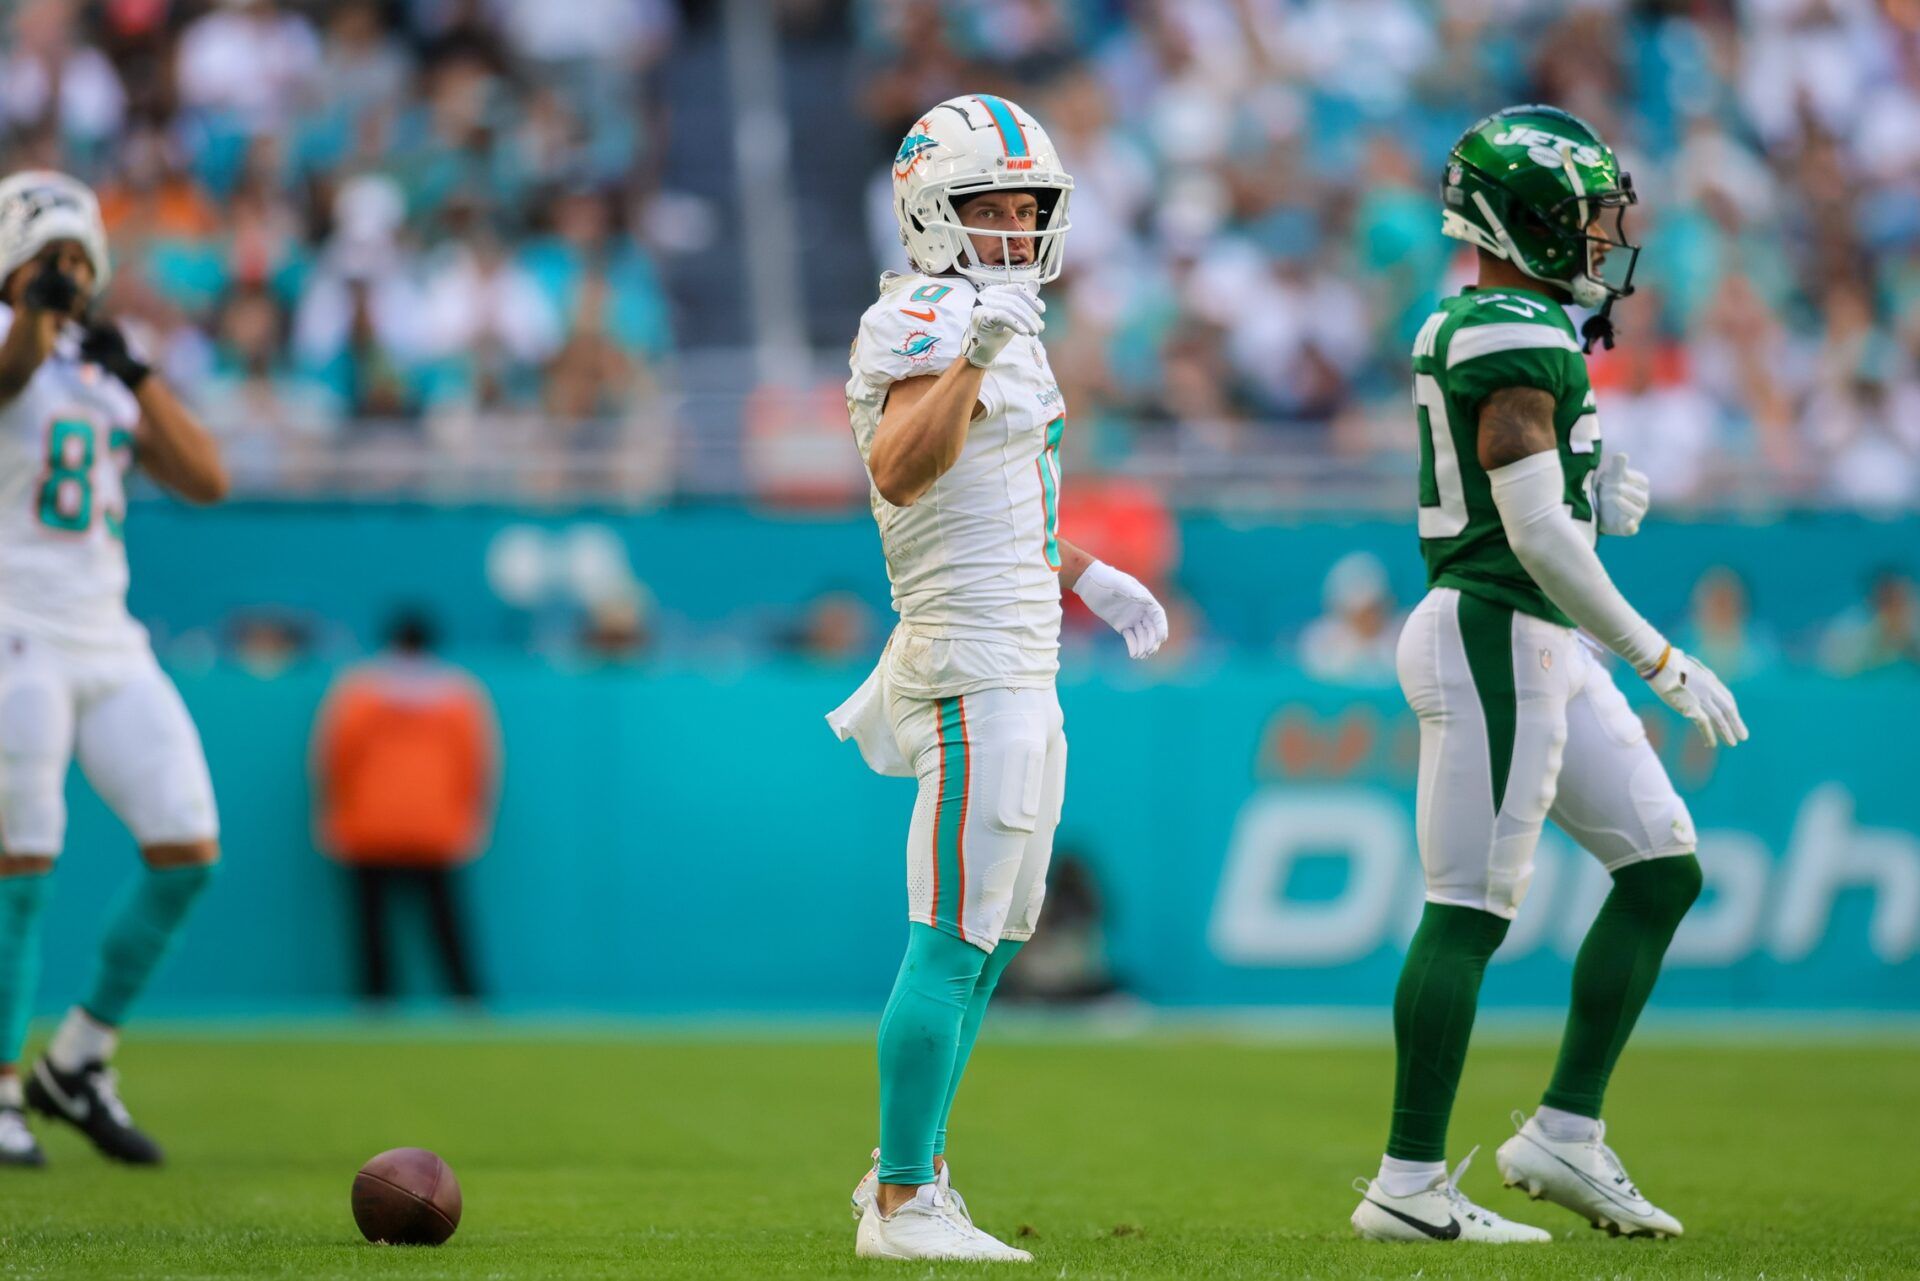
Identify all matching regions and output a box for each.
[916,179,1072,287]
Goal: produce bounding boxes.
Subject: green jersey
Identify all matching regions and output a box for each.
[1411,286,1601,626]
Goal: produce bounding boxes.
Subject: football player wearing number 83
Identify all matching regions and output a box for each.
[0,171,229,1171]
[1348,107,1749,1247]
[828,95,1167,1263]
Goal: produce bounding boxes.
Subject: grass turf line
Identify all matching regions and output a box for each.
[0,1035,1913,1278]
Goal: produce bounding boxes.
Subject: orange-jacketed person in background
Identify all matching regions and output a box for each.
[311,610,499,1004]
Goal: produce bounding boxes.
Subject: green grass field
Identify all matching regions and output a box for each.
[0,1027,1914,1278]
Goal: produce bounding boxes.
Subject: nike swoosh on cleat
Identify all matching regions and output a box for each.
[1365,1199,1462,1240]
[31,1064,88,1121]
[899,307,938,322]
[1522,1136,1656,1218]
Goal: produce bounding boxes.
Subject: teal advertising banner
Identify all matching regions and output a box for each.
[31,661,1919,1015]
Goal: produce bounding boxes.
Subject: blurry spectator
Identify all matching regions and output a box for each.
[1677,568,1779,682]
[1820,570,1920,676]
[1590,318,1720,504]
[225,609,313,678]
[293,175,424,415]
[785,590,878,663]
[317,0,411,123]
[1298,552,1400,686]
[95,125,223,244]
[176,0,322,139]
[312,611,499,1002]
[579,590,655,664]
[1805,373,1920,511]
[2,0,127,157]
[416,209,562,408]
[199,286,344,483]
[521,187,673,361]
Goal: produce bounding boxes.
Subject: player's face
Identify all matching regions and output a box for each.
[5,239,94,313]
[958,192,1039,268]
[1584,205,1633,294]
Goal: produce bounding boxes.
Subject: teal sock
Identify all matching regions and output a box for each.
[933,938,1023,1156]
[0,874,52,1064]
[1542,856,1703,1119]
[876,923,987,1186]
[83,863,215,1027]
[1388,902,1511,1161]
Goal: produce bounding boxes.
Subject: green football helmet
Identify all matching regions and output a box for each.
[1440,105,1637,315]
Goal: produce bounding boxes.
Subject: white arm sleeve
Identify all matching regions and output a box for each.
[1489,450,1669,673]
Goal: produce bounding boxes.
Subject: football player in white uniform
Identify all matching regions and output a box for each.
[829,96,1168,1262]
[0,172,229,1168]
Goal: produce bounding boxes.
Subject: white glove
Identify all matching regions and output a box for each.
[1073,560,1168,659]
[1645,646,1748,748]
[962,284,1044,368]
[1595,450,1651,537]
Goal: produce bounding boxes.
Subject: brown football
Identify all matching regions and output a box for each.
[351,1147,462,1245]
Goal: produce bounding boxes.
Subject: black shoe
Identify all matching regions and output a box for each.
[0,1105,45,1168]
[26,1058,163,1165]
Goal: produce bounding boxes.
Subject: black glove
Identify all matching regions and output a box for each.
[79,320,151,391]
[22,258,82,315]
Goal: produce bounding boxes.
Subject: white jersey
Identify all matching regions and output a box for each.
[847,272,1067,697]
[0,303,145,651]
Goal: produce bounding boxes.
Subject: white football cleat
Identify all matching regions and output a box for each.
[1497,1111,1684,1239]
[1351,1147,1553,1244]
[850,1150,970,1223]
[855,1183,1031,1262]
[850,1149,877,1221]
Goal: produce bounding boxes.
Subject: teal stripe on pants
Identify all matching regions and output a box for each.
[933,698,969,939]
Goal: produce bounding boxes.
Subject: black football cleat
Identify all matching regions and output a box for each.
[0,1104,46,1168]
[26,1058,163,1165]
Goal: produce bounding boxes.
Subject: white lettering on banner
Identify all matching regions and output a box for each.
[1210,782,1919,968]
[1670,833,1771,966]
[1209,789,1406,966]
[1772,784,1920,963]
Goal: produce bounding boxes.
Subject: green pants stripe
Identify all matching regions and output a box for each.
[1455,593,1517,813]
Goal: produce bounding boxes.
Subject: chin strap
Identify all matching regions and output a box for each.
[1581,299,1619,354]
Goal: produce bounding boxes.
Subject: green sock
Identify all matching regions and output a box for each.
[876,924,987,1186]
[1542,856,1703,1119]
[83,863,215,1027]
[0,874,52,1064]
[933,938,1022,1156]
[1387,903,1511,1161]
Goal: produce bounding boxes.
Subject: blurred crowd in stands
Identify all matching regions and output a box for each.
[5,0,1920,511]
[855,0,1920,511]
[4,0,680,489]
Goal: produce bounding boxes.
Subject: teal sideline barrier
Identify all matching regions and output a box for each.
[122,502,1920,653]
[30,660,1920,1015]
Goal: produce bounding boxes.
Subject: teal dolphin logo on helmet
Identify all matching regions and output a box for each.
[894,132,939,178]
[1440,105,1638,344]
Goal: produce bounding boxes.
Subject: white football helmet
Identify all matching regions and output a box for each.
[0,171,111,297]
[892,95,1073,286]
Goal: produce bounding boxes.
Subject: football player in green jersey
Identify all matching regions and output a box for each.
[1348,106,1749,1246]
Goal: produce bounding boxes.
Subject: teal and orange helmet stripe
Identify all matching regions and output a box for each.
[973,95,1029,158]
[931,696,972,938]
